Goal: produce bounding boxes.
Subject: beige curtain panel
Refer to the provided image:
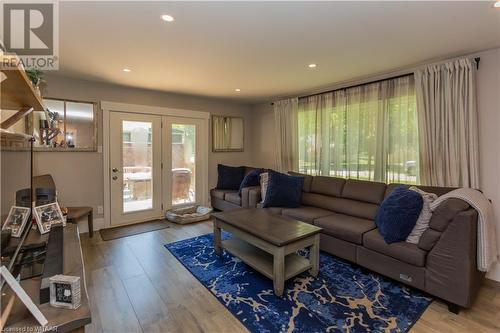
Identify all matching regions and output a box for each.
[415,58,479,188]
[273,98,298,172]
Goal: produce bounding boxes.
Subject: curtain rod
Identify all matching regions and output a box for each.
[298,72,413,100]
[271,57,480,106]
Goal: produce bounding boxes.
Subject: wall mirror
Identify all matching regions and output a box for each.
[28,98,97,151]
[212,115,244,152]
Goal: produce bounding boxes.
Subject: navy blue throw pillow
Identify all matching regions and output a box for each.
[238,169,264,195]
[262,170,304,208]
[216,164,245,190]
[375,186,423,244]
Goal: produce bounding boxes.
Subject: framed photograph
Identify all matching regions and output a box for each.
[34,202,64,234]
[2,206,31,237]
[0,266,48,326]
[50,275,81,310]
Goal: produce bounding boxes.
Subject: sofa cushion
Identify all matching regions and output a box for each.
[375,187,423,244]
[225,192,242,206]
[245,186,262,208]
[216,164,245,190]
[342,179,386,204]
[210,189,238,200]
[310,176,345,197]
[314,214,376,244]
[385,183,456,198]
[302,193,380,220]
[288,171,313,192]
[406,187,438,244]
[239,168,264,195]
[260,172,269,203]
[244,166,257,176]
[385,183,409,198]
[428,198,470,232]
[418,228,442,251]
[263,170,304,208]
[281,206,334,223]
[363,229,427,267]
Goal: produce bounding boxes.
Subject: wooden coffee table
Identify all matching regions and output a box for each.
[212,208,322,296]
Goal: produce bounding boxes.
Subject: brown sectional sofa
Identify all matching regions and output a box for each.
[210,167,260,211]
[210,169,484,313]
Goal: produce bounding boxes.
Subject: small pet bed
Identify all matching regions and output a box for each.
[165,205,212,224]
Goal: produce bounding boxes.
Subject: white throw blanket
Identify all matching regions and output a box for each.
[430,188,499,272]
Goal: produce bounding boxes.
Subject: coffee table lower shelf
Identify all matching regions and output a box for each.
[222,238,311,281]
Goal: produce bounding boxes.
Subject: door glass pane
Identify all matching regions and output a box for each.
[122,121,153,212]
[172,124,195,205]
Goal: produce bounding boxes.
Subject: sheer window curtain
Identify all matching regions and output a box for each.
[415,58,479,188]
[298,76,418,183]
[273,98,298,172]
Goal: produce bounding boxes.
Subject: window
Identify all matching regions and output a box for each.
[32,98,96,151]
[172,128,185,144]
[298,75,418,184]
[123,132,131,143]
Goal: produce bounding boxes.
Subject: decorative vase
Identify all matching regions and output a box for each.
[34,85,41,97]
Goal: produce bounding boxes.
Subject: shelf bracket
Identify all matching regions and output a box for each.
[1,106,34,129]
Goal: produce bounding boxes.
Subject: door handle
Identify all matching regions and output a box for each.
[112,168,119,173]
[112,176,118,180]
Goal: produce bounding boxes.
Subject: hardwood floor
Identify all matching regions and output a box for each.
[80,220,500,333]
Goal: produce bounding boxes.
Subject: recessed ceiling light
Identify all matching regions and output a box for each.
[235,88,241,92]
[308,63,317,68]
[122,68,131,72]
[494,1,500,8]
[161,14,175,22]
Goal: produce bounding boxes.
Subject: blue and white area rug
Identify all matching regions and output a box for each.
[165,233,432,333]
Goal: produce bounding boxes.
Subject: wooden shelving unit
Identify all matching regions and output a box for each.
[1,54,45,131]
[0,129,32,150]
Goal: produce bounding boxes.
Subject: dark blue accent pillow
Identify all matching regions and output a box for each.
[216,164,245,190]
[238,168,264,196]
[263,170,304,208]
[375,186,423,244]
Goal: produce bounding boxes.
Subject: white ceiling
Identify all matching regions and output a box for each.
[57,1,500,102]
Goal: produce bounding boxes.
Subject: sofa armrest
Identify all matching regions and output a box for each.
[425,208,484,307]
[241,186,261,208]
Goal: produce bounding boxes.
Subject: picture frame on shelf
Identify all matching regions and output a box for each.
[49,275,81,310]
[0,266,48,328]
[34,202,64,234]
[2,206,31,237]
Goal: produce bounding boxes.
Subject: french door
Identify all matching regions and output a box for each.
[109,111,205,226]
[163,117,205,209]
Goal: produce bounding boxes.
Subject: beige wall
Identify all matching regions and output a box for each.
[475,48,500,282]
[250,103,275,169]
[34,74,253,219]
[249,47,500,282]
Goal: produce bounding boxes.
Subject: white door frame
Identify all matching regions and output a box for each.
[101,101,210,229]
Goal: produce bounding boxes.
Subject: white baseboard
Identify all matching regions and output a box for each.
[77,217,104,234]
